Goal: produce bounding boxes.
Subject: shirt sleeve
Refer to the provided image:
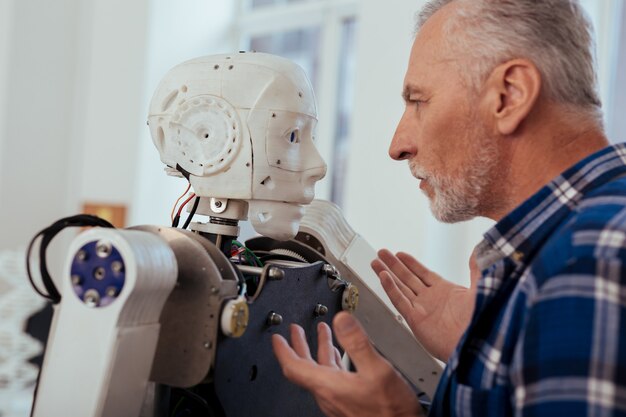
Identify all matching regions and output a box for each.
[512,255,626,417]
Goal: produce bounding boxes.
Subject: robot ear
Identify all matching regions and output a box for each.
[248,201,303,241]
[162,95,244,177]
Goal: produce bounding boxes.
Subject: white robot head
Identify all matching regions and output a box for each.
[148,52,327,240]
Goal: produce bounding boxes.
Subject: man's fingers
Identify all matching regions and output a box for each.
[272,334,325,390]
[379,269,415,301]
[371,258,389,276]
[332,312,385,374]
[380,271,427,321]
[396,251,435,286]
[334,347,344,369]
[290,324,313,360]
[317,322,338,367]
[378,249,427,293]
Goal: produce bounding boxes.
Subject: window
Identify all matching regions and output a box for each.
[237,0,359,205]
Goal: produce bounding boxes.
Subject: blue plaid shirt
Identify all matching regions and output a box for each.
[430,144,626,417]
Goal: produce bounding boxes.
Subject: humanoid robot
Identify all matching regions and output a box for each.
[28,52,442,417]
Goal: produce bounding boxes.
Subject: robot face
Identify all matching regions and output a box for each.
[148,53,327,240]
[248,108,327,241]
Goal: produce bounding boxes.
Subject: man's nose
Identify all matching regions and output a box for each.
[389,112,417,161]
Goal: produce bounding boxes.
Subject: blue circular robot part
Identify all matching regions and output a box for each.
[70,240,126,307]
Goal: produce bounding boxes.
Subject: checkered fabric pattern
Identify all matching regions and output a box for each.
[429,144,626,417]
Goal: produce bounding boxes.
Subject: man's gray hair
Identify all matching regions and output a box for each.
[417,0,602,122]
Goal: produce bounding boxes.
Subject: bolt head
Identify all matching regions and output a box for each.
[93,267,106,280]
[314,304,329,317]
[268,267,285,280]
[84,289,100,307]
[267,312,283,326]
[96,241,112,258]
[111,261,123,274]
[71,274,82,285]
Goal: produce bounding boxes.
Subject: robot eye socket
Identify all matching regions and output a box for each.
[289,130,300,144]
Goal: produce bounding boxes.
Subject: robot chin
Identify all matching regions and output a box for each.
[248,200,305,241]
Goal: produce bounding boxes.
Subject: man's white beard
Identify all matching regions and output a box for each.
[409,134,498,223]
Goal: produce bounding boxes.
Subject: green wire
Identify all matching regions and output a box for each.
[232,240,263,267]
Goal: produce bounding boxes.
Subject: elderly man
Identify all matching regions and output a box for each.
[273,0,626,416]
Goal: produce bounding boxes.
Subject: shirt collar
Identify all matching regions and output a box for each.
[476,143,626,271]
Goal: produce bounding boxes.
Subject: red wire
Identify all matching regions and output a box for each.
[175,193,196,218]
[170,183,191,222]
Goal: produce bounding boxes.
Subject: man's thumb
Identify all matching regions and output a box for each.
[333,312,381,371]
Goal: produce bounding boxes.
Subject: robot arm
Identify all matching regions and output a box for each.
[298,200,443,397]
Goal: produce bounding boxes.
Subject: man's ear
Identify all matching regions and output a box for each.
[481,59,542,135]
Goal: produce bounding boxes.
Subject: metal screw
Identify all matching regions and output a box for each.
[267,312,283,326]
[71,274,82,285]
[93,267,106,280]
[76,250,87,261]
[210,197,227,213]
[268,267,285,280]
[84,289,100,307]
[111,261,123,274]
[314,304,329,317]
[105,286,118,297]
[322,264,339,279]
[211,286,220,295]
[204,342,212,349]
[96,241,112,258]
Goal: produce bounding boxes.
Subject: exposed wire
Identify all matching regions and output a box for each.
[181,196,200,229]
[170,397,184,417]
[246,267,266,303]
[26,214,115,304]
[170,183,191,223]
[170,388,213,416]
[231,240,263,267]
[176,193,196,218]
[172,193,196,228]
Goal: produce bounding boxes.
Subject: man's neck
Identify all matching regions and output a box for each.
[485,106,610,221]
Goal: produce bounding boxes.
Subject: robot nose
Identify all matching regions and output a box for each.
[305,163,327,183]
[301,164,327,200]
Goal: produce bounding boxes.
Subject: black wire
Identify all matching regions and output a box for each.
[25,214,114,304]
[181,197,200,229]
[171,388,214,416]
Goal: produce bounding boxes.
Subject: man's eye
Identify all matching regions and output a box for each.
[408,99,426,110]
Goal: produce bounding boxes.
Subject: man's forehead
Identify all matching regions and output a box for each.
[411,2,460,60]
[405,2,463,83]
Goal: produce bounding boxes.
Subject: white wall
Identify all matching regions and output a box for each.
[0,0,14,179]
[579,0,625,137]
[0,0,84,250]
[343,0,493,285]
[130,0,237,227]
[609,2,626,141]
[68,0,151,210]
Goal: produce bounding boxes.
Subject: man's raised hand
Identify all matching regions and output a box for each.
[371,249,479,361]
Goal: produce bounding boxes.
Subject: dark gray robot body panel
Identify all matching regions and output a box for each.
[214,260,344,417]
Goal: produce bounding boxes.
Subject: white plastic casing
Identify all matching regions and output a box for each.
[32,229,178,417]
[148,53,327,240]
